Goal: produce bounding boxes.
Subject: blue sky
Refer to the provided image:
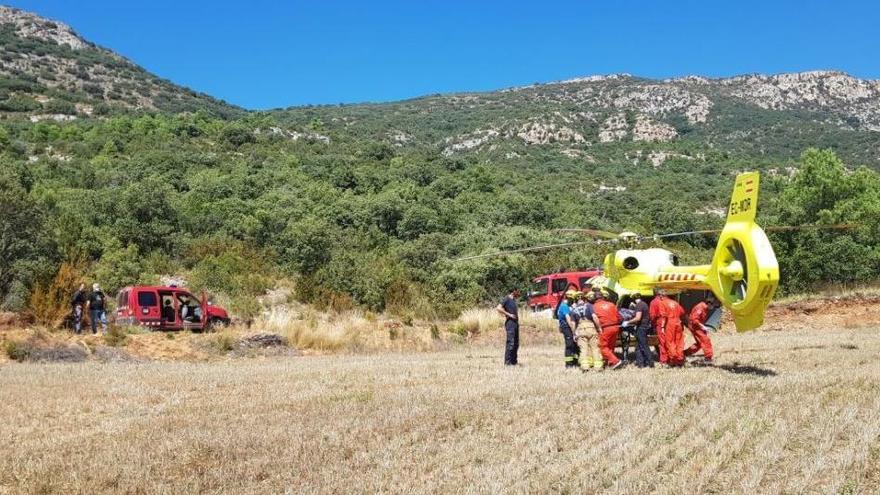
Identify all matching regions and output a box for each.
[7,0,880,109]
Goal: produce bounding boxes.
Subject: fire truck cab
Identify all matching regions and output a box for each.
[527,269,603,311]
[115,285,230,331]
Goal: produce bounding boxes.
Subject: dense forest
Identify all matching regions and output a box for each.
[1,112,877,320]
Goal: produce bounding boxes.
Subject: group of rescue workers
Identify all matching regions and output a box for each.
[497,287,718,370]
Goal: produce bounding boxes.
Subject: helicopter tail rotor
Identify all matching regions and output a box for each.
[703,172,779,331]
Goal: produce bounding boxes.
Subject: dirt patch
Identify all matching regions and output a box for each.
[753,294,880,333]
[0,312,22,331]
[4,338,88,363]
[93,346,139,363]
[237,332,287,349]
[123,332,211,361]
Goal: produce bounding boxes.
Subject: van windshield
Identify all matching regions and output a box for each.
[137,291,158,307]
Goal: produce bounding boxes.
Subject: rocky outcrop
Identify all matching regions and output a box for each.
[442,129,499,155]
[0,6,87,49]
[262,127,330,144]
[599,113,629,142]
[513,122,585,145]
[632,116,677,142]
[722,71,880,130]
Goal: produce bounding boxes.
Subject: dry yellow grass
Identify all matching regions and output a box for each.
[2,325,880,493]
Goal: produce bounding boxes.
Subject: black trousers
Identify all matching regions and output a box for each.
[560,322,580,367]
[504,320,519,365]
[634,326,654,367]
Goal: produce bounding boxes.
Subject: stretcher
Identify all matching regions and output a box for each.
[616,325,660,362]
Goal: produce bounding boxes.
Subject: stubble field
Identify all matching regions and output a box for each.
[2,323,880,494]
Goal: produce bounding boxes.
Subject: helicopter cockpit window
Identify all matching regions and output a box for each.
[671,255,680,266]
[623,257,639,270]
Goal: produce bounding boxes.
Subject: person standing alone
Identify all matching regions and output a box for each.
[496,288,521,366]
[88,283,108,335]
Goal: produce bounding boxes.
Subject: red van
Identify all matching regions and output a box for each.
[527,269,603,311]
[115,285,230,331]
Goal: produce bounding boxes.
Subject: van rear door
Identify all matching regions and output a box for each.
[135,289,160,320]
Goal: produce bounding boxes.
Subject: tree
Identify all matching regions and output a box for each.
[772,149,880,292]
[0,176,54,308]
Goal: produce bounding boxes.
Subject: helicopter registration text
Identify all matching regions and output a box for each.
[729,197,752,216]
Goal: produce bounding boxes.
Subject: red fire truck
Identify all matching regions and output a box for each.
[114,285,230,331]
[527,269,603,311]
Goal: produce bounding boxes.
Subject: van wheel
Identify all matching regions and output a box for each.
[208,317,230,331]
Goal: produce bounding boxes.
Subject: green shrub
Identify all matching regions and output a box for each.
[43,98,77,115]
[0,94,40,112]
[212,332,236,353]
[4,340,33,361]
[103,326,128,347]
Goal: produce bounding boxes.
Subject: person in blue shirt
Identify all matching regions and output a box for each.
[557,290,580,368]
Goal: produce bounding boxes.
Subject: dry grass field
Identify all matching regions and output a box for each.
[2,323,880,494]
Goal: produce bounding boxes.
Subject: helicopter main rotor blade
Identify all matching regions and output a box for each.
[763,223,858,232]
[650,228,726,240]
[453,240,607,262]
[554,228,622,239]
[650,224,857,241]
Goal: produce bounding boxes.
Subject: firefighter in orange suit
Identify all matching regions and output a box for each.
[659,294,686,367]
[591,290,623,370]
[649,288,667,364]
[685,294,717,363]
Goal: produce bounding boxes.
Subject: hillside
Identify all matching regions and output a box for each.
[0,7,878,320]
[0,6,242,119]
[271,71,880,169]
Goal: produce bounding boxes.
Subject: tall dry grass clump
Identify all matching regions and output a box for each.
[254,306,440,352]
[259,307,361,351]
[449,307,557,336]
[28,255,88,328]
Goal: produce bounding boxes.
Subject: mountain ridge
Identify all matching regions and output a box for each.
[0,5,242,118]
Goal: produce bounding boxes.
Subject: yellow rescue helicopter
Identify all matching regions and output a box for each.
[455,172,852,331]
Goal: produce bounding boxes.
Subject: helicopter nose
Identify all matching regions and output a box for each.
[721,260,745,281]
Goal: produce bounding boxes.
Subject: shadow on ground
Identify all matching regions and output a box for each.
[717,362,778,377]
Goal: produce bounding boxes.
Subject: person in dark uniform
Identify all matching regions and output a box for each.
[87,283,108,335]
[71,283,86,334]
[496,288,521,366]
[623,293,654,368]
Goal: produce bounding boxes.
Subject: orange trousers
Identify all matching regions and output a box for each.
[598,325,621,366]
[664,322,685,366]
[655,323,667,364]
[685,326,713,359]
